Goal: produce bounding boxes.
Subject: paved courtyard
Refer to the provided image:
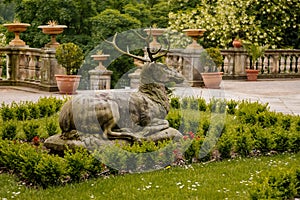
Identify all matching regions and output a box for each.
[1,79,300,115]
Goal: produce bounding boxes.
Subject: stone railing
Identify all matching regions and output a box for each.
[221,49,300,79]
[0,46,64,91]
[166,48,300,86]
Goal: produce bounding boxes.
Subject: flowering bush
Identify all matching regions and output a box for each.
[168,0,300,49]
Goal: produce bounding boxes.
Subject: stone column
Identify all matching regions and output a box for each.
[182,49,204,87]
[40,48,65,91]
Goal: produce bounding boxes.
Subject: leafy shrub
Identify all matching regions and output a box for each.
[208,98,226,113]
[64,147,103,182]
[1,120,17,140]
[34,155,66,188]
[1,102,16,121]
[189,97,199,110]
[198,97,207,111]
[166,109,182,130]
[217,131,234,159]
[46,117,59,137]
[250,168,298,199]
[23,121,39,141]
[253,127,274,153]
[235,126,254,157]
[15,102,30,121]
[181,97,189,109]
[170,97,180,109]
[27,102,40,119]
[226,99,238,115]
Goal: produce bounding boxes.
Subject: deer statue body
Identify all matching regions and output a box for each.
[58,33,184,143]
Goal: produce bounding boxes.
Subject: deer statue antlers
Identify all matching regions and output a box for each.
[104,29,170,63]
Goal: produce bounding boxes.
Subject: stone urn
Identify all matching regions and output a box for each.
[89,54,113,90]
[38,23,67,48]
[183,29,206,49]
[3,22,30,46]
[144,28,166,49]
[91,54,110,70]
[232,38,242,48]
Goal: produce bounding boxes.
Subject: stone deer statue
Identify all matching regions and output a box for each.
[59,32,184,143]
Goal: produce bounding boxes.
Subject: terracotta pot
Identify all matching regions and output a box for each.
[245,69,259,81]
[232,39,242,48]
[201,72,223,89]
[55,75,81,94]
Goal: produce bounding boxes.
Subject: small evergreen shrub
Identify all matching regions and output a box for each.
[23,121,40,141]
[46,117,59,137]
[170,97,180,109]
[1,120,17,140]
[250,168,298,200]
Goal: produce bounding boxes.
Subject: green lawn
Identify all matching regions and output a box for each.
[0,152,299,200]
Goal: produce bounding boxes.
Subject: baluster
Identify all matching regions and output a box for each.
[295,56,299,73]
[278,55,282,73]
[28,55,36,81]
[284,55,288,72]
[35,56,41,82]
[221,55,225,73]
[267,55,271,74]
[260,57,264,74]
[289,55,294,73]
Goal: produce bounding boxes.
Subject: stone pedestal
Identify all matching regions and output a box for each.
[167,48,204,87]
[233,48,247,75]
[128,68,142,89]
[89,69,113,90]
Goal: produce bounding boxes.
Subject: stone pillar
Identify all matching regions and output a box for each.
[233,48,247,75]
[89,69,113,90]
[128,68,142,89]
[6,49,20,81]
[181,49,204,87]
[128,59,144,89]
[40,48,65,91]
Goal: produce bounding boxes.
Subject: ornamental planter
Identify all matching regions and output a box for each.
[183,29,206,49]
[245,69,259,81]
[232,39,242,48]
[38,24,67,48]
[91,54,110,70]
[3,23,30,46]
[201,72,223,89]
[55,75,81,94]
[144,28,166,49]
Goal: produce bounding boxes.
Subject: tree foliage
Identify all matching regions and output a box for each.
[168,0,300,49]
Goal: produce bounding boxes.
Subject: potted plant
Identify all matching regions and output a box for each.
[232,36,242,48]
[200,47,224,89]
[55,42,84,94]
[243,41,269,81]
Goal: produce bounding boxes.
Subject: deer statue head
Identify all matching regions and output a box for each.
[105,30,184,86]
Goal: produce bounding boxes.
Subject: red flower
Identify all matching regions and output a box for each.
[32,136,40,146]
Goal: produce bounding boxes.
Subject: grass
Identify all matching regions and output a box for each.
[0,152,299,200]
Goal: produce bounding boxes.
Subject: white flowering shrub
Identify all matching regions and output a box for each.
[168,0,300,49]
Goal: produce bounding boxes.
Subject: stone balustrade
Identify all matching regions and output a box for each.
[221,49,300,79]
[0,46,64,91]
[1,46,299,91]
[166,48,300,86]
